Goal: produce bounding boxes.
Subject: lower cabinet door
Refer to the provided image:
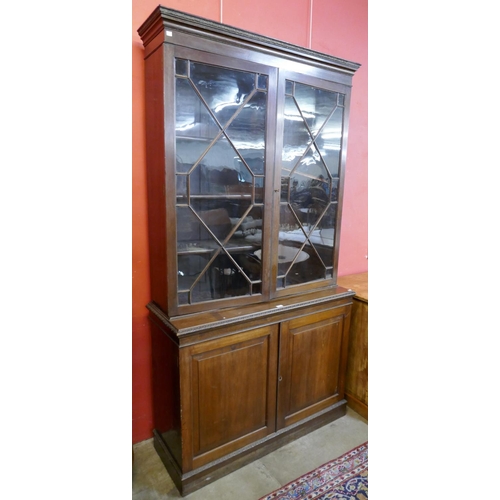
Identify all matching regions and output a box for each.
[180,324,279,470]
[277,307,350,429]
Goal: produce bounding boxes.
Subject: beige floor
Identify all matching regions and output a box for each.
[132,408,368,500]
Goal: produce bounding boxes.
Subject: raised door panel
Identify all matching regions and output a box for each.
[181,325,278,470]
[277,308,348,429]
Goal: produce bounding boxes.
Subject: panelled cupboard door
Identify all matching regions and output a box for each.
[180,325,279,470]
[277,307,350,429]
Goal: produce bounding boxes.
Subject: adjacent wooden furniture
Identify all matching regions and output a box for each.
[138,6,361,495]
[337,272,368,419]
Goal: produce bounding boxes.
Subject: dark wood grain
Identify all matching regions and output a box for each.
[138,5,360,495]
[187,325,278,469]
[138,6,359,317]
[138,5,361,74]
[277,307,350,428]
[143,46,168,311]
[337,273,368,419]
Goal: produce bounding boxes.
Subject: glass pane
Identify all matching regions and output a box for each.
[175,58,188,77]
[176,174,187,202]
[254,177,264,204]
[278,79,342,289]
[231,205,264,244]
[186,166,205,197]
[219,204,264,295]
[190,62,255,128]
[177,206,220,246]
[194,137,245,195]
[282,95,312,172]
[177,254,212,297]
[175,78,221,171]
[292,83,337,137]
[257,74,268,90]
[175,61,268,305]
[331,178,339,202]
[225,91,267,176]
[281,244,326,286]
[318,204,336,246]
[175,78,220,141]
[317,106,343,176]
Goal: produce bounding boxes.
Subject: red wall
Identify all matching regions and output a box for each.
[132,0,368,444]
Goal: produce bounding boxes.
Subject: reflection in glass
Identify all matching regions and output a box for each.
[226,91,266,175]
[292,82,336,136]
[174,60,268,304]
[175,58,188,77]
[279,80,343,289]
[318,107,343,176]
[257,74,268,90]
[282,95,312,172]
[190,62,255,128]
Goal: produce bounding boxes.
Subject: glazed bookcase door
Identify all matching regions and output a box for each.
[170,48,276,314]
[273,72,351,298]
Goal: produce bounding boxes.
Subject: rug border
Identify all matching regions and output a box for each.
[259,441,368,500]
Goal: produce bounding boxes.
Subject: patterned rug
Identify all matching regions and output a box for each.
[259,442,368,500]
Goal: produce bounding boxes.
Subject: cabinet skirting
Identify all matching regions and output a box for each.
[154,400,347,496]
[345,391,368,420]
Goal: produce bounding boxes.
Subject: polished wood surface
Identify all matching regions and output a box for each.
[149,294,353,494]
[139,6,359,318]
[139,6,360,495]
[144,47,168,312]
[277,307,351,428]
[337,272,368,419]
[184,325,278,470]
[149,284,354,339]
[337,272,368,302]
